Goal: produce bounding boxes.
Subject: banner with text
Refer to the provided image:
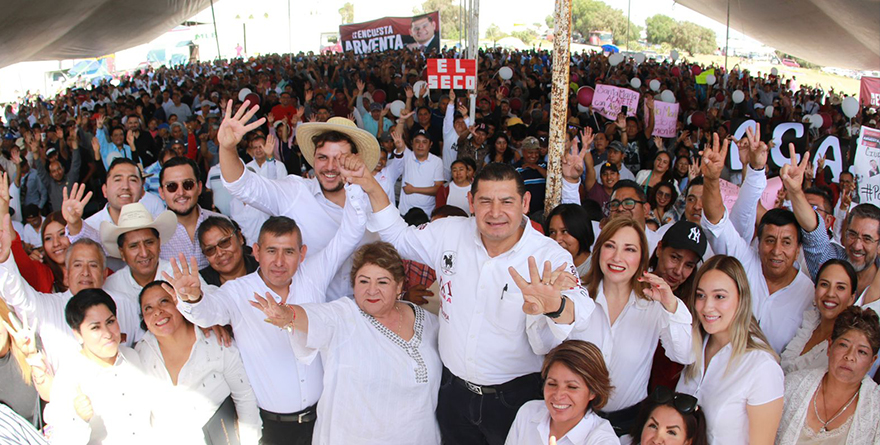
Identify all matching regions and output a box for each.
[427,59,477,90]
[340,12,441,55]
[860,77,880,108]
[649,101,679,138]
[592,84,639,120]
[855,126,880,205]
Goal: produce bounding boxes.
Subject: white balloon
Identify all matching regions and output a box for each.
[705,74,716,86]
[412,80,428,98]
[810,114,824,129]
[608,53,624,66]
[670,50,679,61]
[732,90,745,104]
[634,53,646,64]
[389,100,406,117]
[649,79,661,92]
[660,90,675,103]
[764,105,774,118]
[770,67,779,76]
[630,78,641,89]
[577,104,589,113]
[238,88,252,101]
[842,96,859,118]
[498,66,513,80]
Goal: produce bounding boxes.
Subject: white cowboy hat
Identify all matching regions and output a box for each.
[295,117,380,172]
[99,203,178,258]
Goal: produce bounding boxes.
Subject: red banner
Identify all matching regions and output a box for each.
[860,77,880,108]
[339,12,440,55]
[427,59,476,90]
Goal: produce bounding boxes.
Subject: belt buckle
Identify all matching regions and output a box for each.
[297,411,307,424]
[466,381,483,395]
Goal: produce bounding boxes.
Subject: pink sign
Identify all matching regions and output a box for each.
[760,177,784,210]
[592,84,640,120]
[718,179,739,211]
[650,101,679,138]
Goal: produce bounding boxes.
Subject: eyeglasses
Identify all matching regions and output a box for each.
[845,230,879,246]
[649,386,699,415]
[607,198,646,212]
[163,179,196,193]
[202,235,235,257]
[811,204,830,216]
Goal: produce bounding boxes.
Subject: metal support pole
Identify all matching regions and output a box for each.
[625,0,631,51]
[724,0,730,70]
[288,0,293,63]
[544,0,572,215]
[467,0,479,118]
[209,0,221,60]
[243,23,247,55]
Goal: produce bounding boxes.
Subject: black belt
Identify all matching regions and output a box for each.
[597,402,642,436]
[259,405,317,424]
[445,367,540,396]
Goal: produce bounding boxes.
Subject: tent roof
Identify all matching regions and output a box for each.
[675,0,880,70]
[0,0,211,69]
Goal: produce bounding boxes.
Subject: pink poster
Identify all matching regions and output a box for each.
[650,101,679,138]
[592,84,639,120]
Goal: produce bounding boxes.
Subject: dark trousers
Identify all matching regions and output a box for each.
[436,367,542,445]
[259,413,315,445]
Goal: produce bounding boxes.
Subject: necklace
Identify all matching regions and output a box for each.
[813,377,860,433]
[394,303,403,337]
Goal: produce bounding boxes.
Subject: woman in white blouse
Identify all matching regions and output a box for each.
[781,259,857,375]
[676,255,784,445]
[572,217,695,436]
[776,306,880,444]
[135,281,262,444]
[505,340,617,445]
[250,241,442,445]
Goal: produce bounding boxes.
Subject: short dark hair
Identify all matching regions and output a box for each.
[757,208,803,245]
[612,179,648,202]
[832,306,880,355]
[403,208,430,226]
[258,216,303,247]
[159,156,201,185]
[197,216,241,245]
[846,204,880,239]
[431,205,469,219]
[107,157,142,179]
[804,187,833,214]
[412,13,435,24]
[816,259,858,296]
[137,280,171,331]
[544,204,594,255]
[685,176,704,197]
[312,131,359,155]
[65,288,117,332]
[471,162,526,197]
[117,228,160,251]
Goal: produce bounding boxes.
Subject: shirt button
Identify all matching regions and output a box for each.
[300,379,305,383]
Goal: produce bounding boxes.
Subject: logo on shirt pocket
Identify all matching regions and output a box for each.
[441,251,456,275]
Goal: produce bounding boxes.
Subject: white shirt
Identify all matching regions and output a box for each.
[45,346,155,445]
[398,148,444,216]
[103,259,175,304]
[780,308,828,375]
[135,327,262,444]
[446,182,471,214]
[245,158,287,181]
[505,400,618,445]
[290,298,442,445]
[441,103,469,181]
[206,164,233,216]
[676,340,784,445]
[701,208,815,353]
[224,162,376,301]
[230,197,270,246]
[0,256,144,372]
[22,221,42,248]
[367,205,594,385]
[571,282,694,411]
[177,189,365,413]
[375,155,404,207]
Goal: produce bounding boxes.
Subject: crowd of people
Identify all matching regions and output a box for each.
[0,43,879,445]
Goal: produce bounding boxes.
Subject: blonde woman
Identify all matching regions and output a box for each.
[0,300,51,425]
[676,256,783,445]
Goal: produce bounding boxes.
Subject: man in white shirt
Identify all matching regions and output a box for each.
[442,90,471,180]
[344,159,593,445]
[700,134,814,353]
[217,103,379,300]
[398,129,444,216]
[233,133,288,244]
[166,189,366,445]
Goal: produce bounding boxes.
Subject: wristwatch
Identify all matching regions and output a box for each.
[544,296,567,319]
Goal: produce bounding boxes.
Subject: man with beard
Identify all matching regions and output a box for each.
[157,156,224,269]
[218,101,378,300]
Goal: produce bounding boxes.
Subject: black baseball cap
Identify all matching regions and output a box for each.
[661,220,708,259]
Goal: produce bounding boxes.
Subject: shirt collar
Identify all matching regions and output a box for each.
[533,407,602,444]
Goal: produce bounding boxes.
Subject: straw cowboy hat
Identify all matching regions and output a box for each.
[295,117,381,172]
[100,203,178,259]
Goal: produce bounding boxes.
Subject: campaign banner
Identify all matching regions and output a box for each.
[340,12,441,55]
[649,101,679,138]
[860,77,880,108]
[592,84,639,120]
[427,59,477,90]
[854,126,880,205]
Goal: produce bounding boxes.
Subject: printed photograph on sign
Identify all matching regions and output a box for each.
[854,126,880,204]
[339,12,441,55]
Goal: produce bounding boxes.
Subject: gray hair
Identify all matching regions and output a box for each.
[65,238,106,271]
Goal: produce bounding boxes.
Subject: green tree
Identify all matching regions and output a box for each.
[645,14,676,45]
[545,15,555,28]
[414,0,462,40]
[338,2,354,24]
[485,23,506,41]
[570,0,641,46]
[671,21,716,55]
[511,29,538,45]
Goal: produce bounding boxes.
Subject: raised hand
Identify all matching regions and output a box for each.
[217,99,266,150]
[779,142,810,193]
[700,133,728,181]
[562,135,590,183]
[249,292,295,329]
[579,126,595,150]
[398,110,415,121]
[61,183,93,229]
[125,130,136,149]
[653,136,665,151]
[356,79,365,94]
[161,253,203,303]
[744,124,768,169]
[0,172,10,207]
[638,271,678,313]
[74,386,93,422]
[508,257,567,316]
[264,133,277,159]
[339,153,371,189]
[405,85,414,99]
[1,312,38,356]
[0,215,12,263]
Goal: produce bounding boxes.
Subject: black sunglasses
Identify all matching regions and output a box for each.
[650,386,698,415]
[163,179,196,193]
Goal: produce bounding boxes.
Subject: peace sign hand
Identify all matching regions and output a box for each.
[562,135,590,183]
[1,313,38,356]
[249,292,295,329]
[161,253,203,303]
[217,99,265,151]
[779,142,810,193]
[744,123,768,170]
[700,132,728,181]
[508,257,566,317]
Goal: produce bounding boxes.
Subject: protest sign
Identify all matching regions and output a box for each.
[860,77,880,108]
[719,179,740,211]
[813,135,845,182]
[591,84,639,120]
[855,126,880,205]
[695,69,715,85]
[649,101,679,138]
[761,177,784,210]
[427,59,477,90]
[340,12,440,55]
